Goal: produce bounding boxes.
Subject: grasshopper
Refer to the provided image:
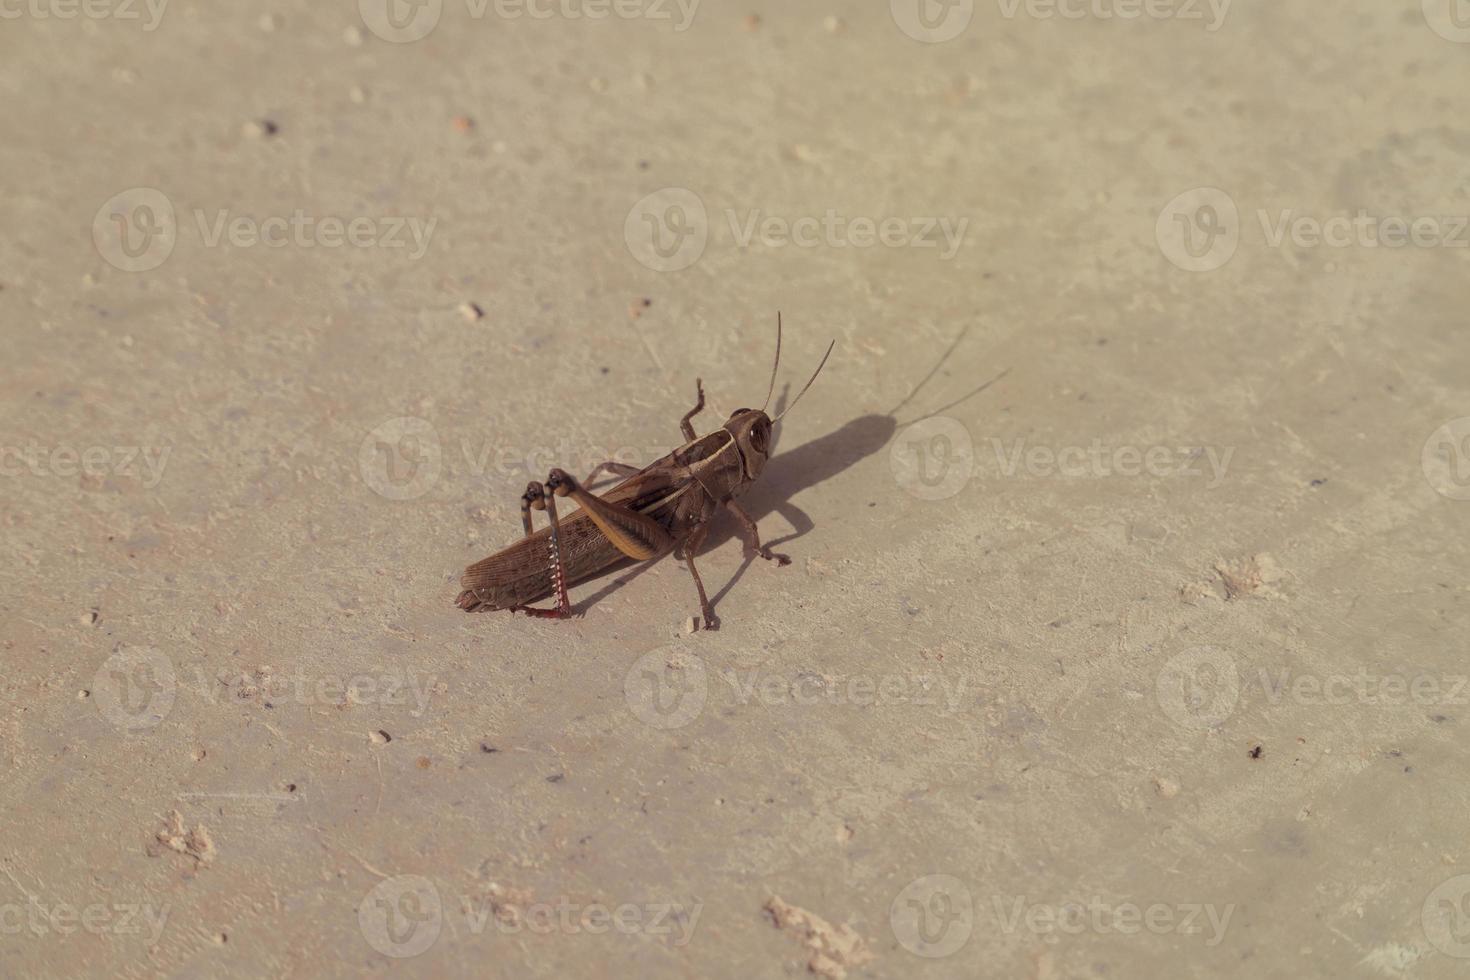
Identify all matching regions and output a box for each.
[456,316,834,630]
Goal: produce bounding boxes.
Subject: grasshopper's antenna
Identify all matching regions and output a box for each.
[773,339,836,423]
[761,312,782,414]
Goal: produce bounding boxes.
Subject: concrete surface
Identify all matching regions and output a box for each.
[3,1,1470,977]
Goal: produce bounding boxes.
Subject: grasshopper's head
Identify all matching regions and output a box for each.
[723,409,773,481]
[719,313,835,485]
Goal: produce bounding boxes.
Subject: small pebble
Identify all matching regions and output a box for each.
[1154,777,1180,798]
[742,13,760,31]
[370,730,392,745]
[684,616,699,634]
[451,115,475,134]
[459,302,485,322]
[243,119,279,139]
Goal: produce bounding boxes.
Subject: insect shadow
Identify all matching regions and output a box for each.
[577,328,1006,618]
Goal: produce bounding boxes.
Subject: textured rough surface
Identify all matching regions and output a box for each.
[3,2,1469,978]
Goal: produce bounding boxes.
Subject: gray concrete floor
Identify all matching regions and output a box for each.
[3,2,1470,977]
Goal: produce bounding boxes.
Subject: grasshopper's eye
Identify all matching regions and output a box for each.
[749,419,770,454]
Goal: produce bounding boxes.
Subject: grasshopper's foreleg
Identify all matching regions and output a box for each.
[724,500,791,566]
[676,522,718,630]
[512,480,573,620]
[582,460,641,489]
[520,480,542,537]
[680,378,706,442]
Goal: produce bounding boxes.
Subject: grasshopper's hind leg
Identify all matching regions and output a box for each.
[512,480,573,620]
